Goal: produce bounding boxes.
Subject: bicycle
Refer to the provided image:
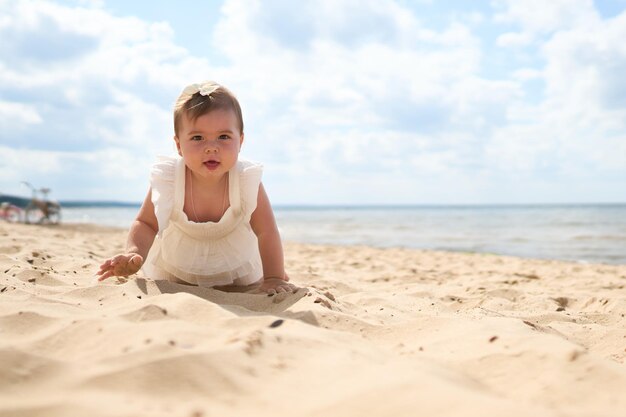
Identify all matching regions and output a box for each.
[0,202,23,223]
[21,182,62,225]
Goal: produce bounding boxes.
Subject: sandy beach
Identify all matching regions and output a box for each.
[1,222,625,417]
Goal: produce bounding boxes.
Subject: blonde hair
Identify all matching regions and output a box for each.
[173,81,244,137]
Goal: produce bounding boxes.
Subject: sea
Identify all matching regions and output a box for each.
[58,204,626,265]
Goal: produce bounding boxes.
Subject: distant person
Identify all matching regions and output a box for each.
[96,81,297,295]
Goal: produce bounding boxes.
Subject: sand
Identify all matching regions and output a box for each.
[1,222,625,417]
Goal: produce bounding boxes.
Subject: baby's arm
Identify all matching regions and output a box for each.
[96,189,158,281]
[250,183,296,294]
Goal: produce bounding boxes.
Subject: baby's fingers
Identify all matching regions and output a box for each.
[274,283,296,294]
[283,282,298,292]
[95,260,114,277]
[99,258,112,269]
[97,269,116,282]
[96,259,113,274]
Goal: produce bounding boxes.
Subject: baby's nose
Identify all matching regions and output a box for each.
[204,142,218,153]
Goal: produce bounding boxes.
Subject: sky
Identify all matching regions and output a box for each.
[1,0,625,205]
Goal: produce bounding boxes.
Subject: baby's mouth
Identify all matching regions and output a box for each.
[204,160,220,169]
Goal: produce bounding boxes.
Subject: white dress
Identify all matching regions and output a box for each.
[142,155,264,287]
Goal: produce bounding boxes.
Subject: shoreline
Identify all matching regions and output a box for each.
[13,220,626,266]
[1,222,626,416]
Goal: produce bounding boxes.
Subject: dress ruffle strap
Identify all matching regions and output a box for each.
[238,160,263,222]
[150,155,177,236]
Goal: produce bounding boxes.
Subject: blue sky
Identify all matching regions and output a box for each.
[1,0,625,205]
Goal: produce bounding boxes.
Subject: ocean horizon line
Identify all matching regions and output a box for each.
[62,201,626,209]
[2,193,626,209]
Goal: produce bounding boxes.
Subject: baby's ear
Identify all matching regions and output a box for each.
[239,132,245,148]
[173,136,182,156]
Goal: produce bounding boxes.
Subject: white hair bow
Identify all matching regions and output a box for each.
[182,81,219,97]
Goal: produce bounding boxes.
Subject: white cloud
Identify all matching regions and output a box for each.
[496,31,533,47]
[211,0,518,195]
[0,101,42,126]
[493,0,599,34]
[0,145,155,200]
[478,0,626,196]
[1,0,625,204]
[512,68,543,81]
[85,88,172,149]
[0,0,213,200]
[542,11,626,109]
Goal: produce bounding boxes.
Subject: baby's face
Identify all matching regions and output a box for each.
[175,108,244,180]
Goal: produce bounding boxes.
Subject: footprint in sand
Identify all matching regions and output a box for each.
[551,296,571,311]
[323,291,336,302]
[122,304,169,322]
[0,245,21,255]
[243,330,264,356]
[314,297,332,309]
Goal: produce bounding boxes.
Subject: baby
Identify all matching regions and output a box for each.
[96,81,297,295]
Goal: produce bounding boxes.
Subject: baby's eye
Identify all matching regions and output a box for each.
[219,134,231,140]
[191,135,203,141]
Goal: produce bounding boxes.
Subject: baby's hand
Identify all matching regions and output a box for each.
[258,277,298,295]
[96,253,143,282]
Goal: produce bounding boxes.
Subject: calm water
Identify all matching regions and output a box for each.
[60,204,626,265]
